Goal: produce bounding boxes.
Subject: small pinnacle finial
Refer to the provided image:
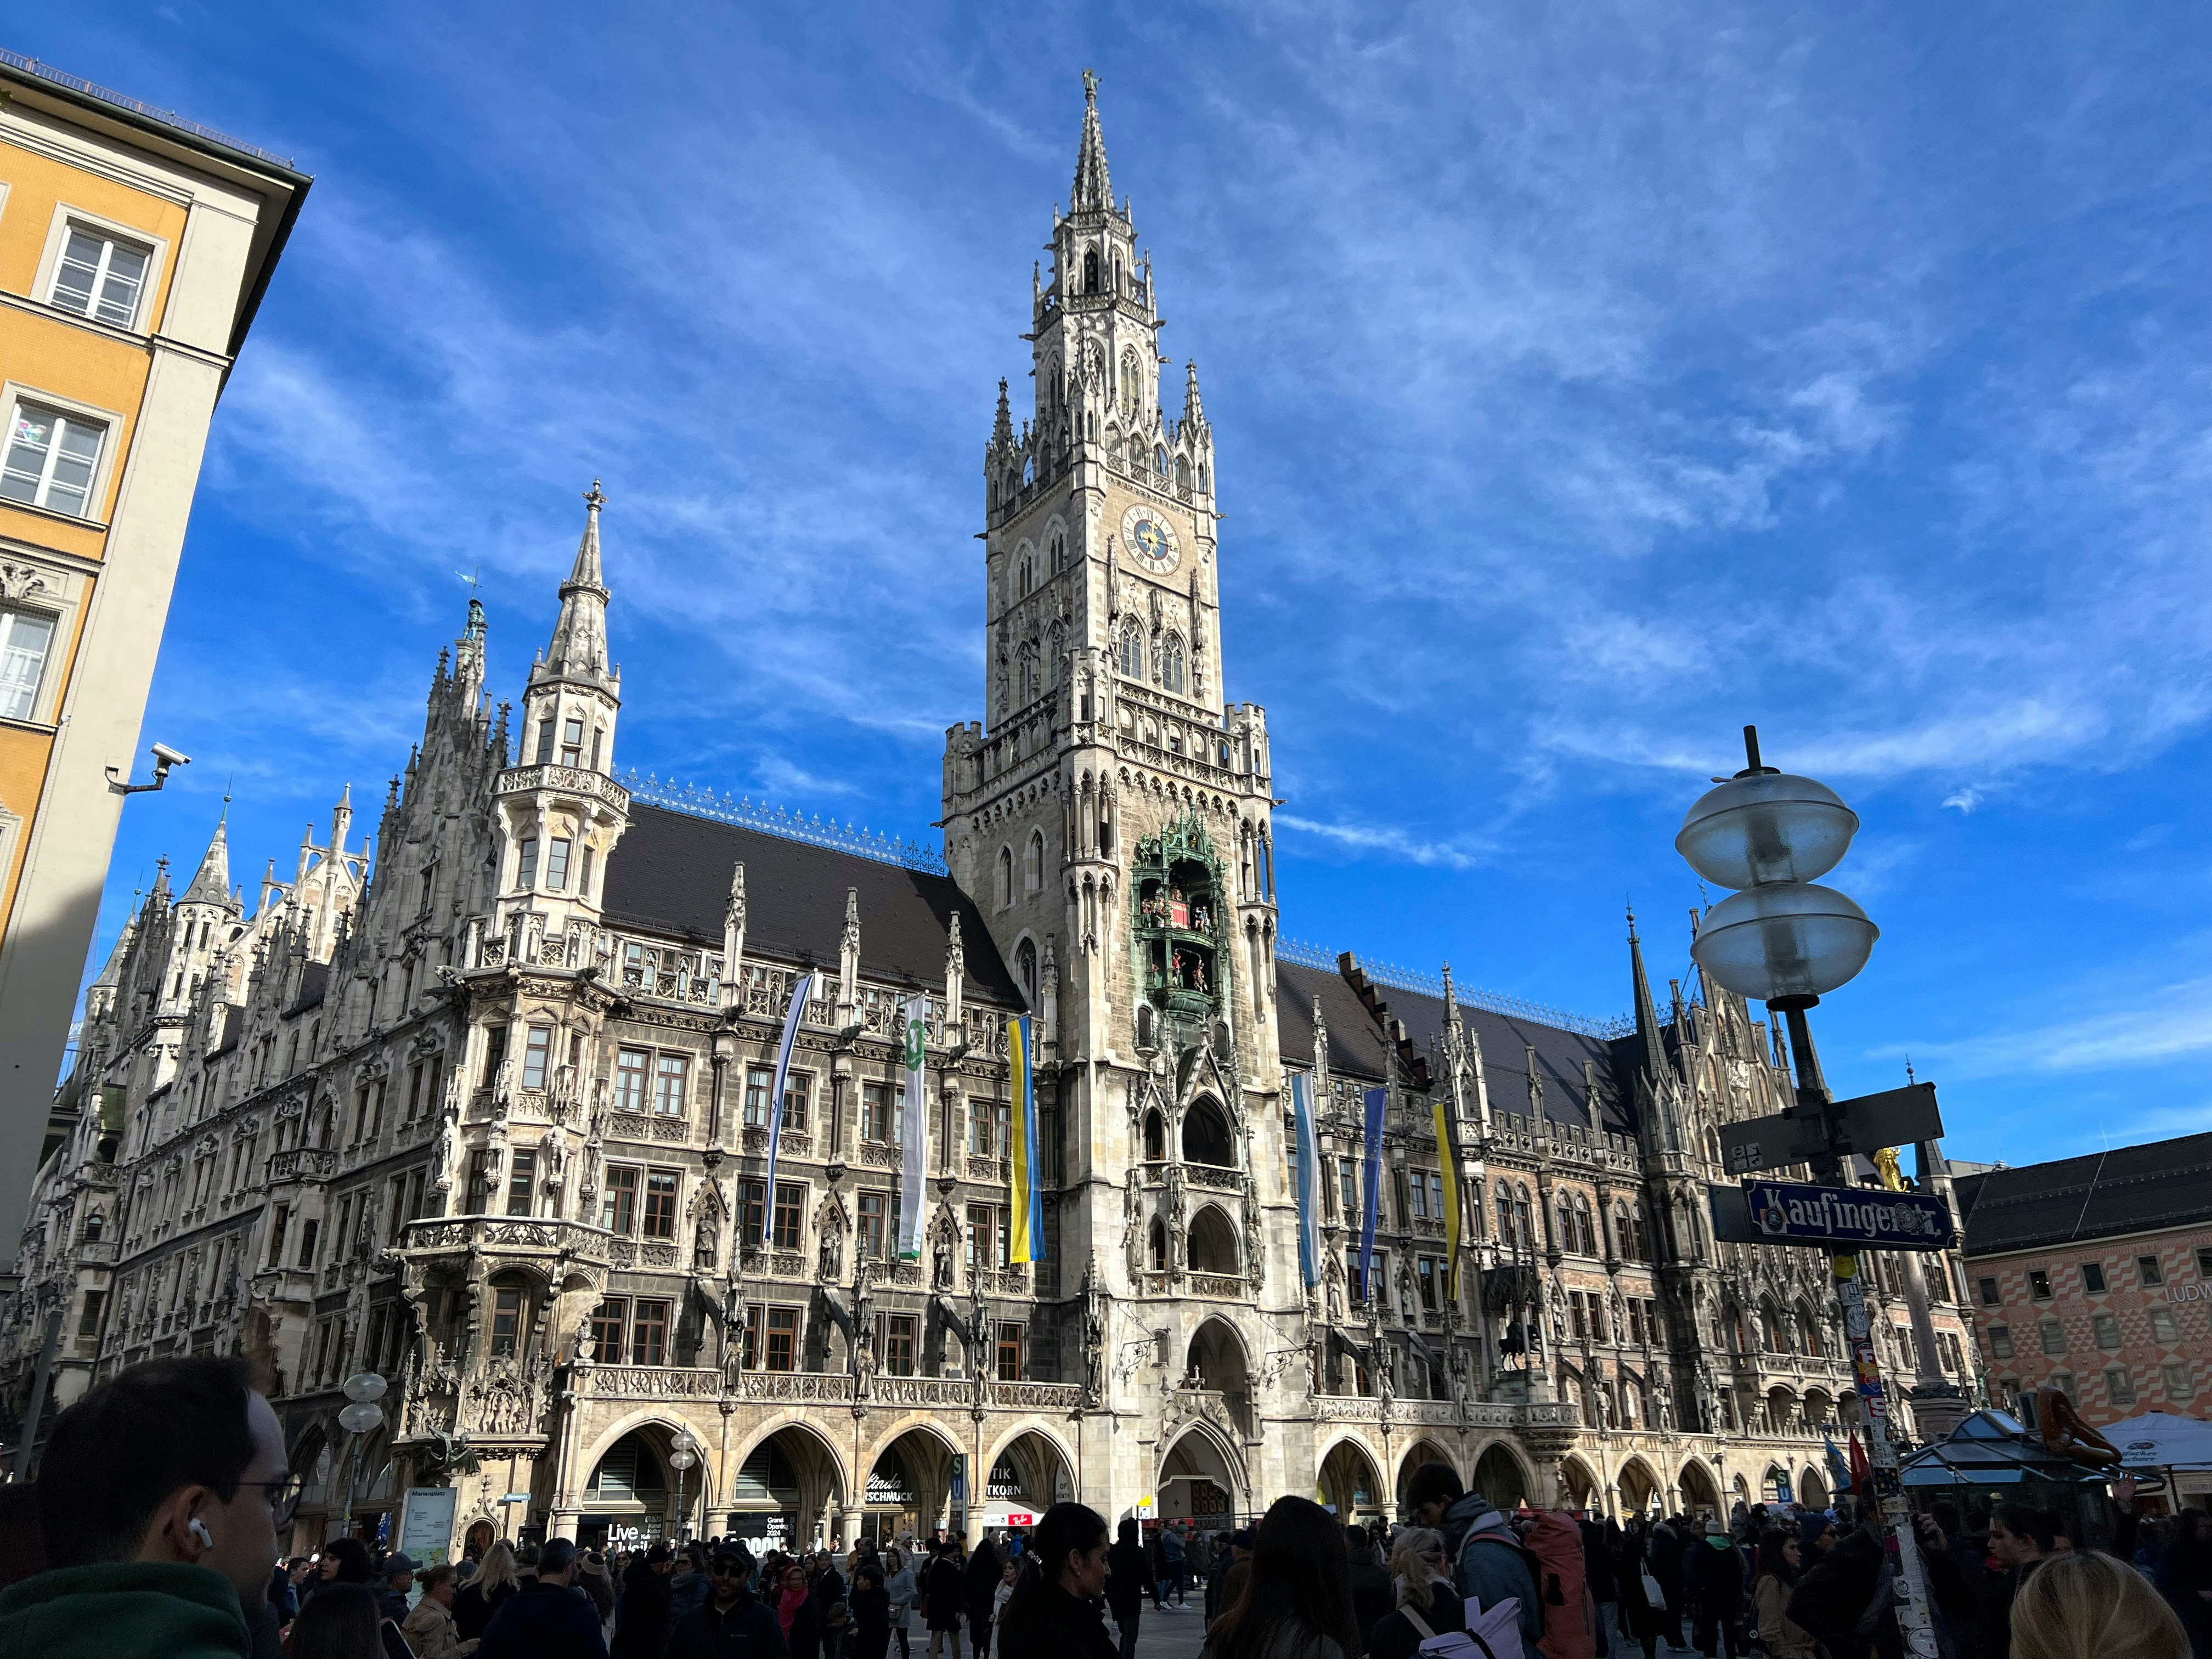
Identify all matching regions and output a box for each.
[584,479,607,514]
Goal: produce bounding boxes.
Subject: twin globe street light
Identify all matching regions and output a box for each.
[1679,725,1877,1132]
[335,1370,388,1543]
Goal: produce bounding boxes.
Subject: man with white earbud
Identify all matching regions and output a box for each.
[0,1355,297,1658]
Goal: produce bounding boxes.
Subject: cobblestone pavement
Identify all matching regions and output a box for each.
[1122,1600,1208,1658]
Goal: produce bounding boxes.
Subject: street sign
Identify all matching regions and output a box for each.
[1738,1178,1955,1249]
[1719,1083,1943,1175]
[1720,1111,1828,1175]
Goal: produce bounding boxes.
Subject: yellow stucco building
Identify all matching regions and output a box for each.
[0,50,308,1272]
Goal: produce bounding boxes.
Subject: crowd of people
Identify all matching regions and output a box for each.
[0,1356,2206,1659]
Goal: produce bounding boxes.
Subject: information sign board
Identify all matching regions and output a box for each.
[396,1488,458,1567]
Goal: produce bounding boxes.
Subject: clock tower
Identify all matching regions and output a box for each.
[943,73,1290,1470]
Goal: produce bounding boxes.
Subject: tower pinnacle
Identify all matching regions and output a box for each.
[1072,70,1113,211]
[540,480,615,688]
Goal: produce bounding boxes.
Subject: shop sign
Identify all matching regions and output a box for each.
[1716,1179,1954,1249]
[867,1474,917,1506]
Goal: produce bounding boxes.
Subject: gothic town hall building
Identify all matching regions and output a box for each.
[2,83,1982,1556]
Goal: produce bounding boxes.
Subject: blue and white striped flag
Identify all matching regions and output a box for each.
[1291,1071,1322,1289]
[761,972,817,1243]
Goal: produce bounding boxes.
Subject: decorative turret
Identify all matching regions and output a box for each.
[1071,68,1113,211]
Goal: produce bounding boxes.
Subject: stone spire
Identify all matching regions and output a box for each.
[179,803,235,910]
[992,378,1014,449]
[1182,360,1205,429]
[541,481,613,687]
[1071,69,1113,211]
[1628,906,1668,1091]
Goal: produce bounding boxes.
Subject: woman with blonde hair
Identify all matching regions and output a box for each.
[1365,1527,1464,1659]
[2011,1549,2189,1659]
[451,1540,520,1644]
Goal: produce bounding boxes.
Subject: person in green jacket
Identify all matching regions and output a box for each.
[0,1353,296,1659]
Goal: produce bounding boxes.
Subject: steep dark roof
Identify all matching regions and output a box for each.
[1275,958,1637,1136]
[604,804,1022,1002]
[283,961,329,1017]
[1955,1131,2212,1257]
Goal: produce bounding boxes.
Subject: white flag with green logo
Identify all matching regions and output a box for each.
[898,994,929,1259]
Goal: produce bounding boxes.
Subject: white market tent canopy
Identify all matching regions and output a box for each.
[2107,1413,2212,1471]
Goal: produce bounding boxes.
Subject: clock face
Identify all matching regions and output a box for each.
[1121,504,1181,574]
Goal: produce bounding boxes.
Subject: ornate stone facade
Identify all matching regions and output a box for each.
[0,79,1980,1550]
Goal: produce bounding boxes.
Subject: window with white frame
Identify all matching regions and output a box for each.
[49,227,152,327]
[0,610,57,721]
[3,401,106,517]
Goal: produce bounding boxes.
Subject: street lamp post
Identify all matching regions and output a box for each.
[669,1429,699,1544]
[335,1372,388,1545]
[1678,726,1935,1656]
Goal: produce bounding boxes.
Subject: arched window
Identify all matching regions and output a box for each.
[1154,445,1170,477]
[996,848,1013,910]
[1188,1206,1240,1274]
[1120,351,1141,420]
[1017,549,1035,596]
[1575,1197,1598,1256]
[1182,1097,1234,1167]
[1116,621,1144,680]
[1159,633,1186,693]
[1149,1217,1167,1271]
[1556,1195,1575,1254]
[1497,1190,1515,1248]
[1143,1110,1165,1161]
[1024,830,1044,893]
[1514,1186,1534,1252]
[1084,249,1100,293]
[1135,1004,1155,1050]
[1047,623,1065,689]
[1175,454,1192,494]
[1015,939,1037,1007]
[1017,650,1039,707]
[1198,462,1210,493]
[1049,531,1065,573]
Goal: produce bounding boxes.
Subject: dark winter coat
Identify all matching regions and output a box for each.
[664,1588,792,1659]
[1107,1540,1151,1620]
[925,1558,964,1630]
[613,1563,673,1658]
[1690,1538,1746,1618]
[994,1579,1115,1659]
[478,1579,613,1659]
[1369,1588,1468,1659]
[1346,1558,1393,1656]
[452,1577,517,1643]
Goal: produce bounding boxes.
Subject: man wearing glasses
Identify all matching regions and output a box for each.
[663,1545,787,1658]
[0,1355,297,1658]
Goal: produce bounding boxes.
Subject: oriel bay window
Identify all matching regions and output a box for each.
[515,836,539,890]
[602,1166,640,1235]
[643,1169,680,1240]
[522,1024,554,1091]
[546,837,572,890]
[614,1048,650,1113]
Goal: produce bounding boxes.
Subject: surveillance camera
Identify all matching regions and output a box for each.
[149,742,191,768]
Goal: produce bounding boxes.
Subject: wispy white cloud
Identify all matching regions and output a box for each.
[1276,815,1491,871]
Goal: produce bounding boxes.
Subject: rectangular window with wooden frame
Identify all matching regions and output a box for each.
[515,837,538,890]
[0,607,57,723]
[522,1025,554,1091]
[2,399,106,518]
[546,837,571,891]
[996,1322,1024,1381]
[772,1182,804,1250]
[601,1165,639,1235]
[560,716,585,767]
[966,1204,997,1277]
[614,1047,649,1113]
[630,1299,669,1367]
[643,1169,679,1240]
[1409,1172,1429,1220]
[654,1053,690,1117]
[782,1073,811,1133]
[862,1081,893,1143]
[739,1180,766,1244]
[590,1297,628,1364]
[858,1190,888,1260]
[742,1305,761,1369]
[2138,1254,2167,1288]
[883,1313,917,1377]
[490,1288,522,1358]
[2108,1367,2137,1406]
[765,1305,798,1372]
[1417,1256,1438,1311]
[506,1150,537,1217]
[744,1066,773,1128]
[48,225,151,326]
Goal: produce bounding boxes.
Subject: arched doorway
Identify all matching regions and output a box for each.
[864,1428,961,1547]
[721,1424,845,1554]
[1617,1458,1661,1519]
[984,1430,1076,1528]
[1798,1468,1829,1511]
[1473,1443,1532,1512]
[1679,1459,1721,1523]
[1159,1425,1242,1531]
[1556,1455,1600,1516]
[1396,1439,1455,1506]
[1319,1439,1385,1526]
[580,1429,670,1549]
[1184,1318,1254,1436]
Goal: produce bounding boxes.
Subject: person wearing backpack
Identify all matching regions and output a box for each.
[1431,1475,1544,1659]
[1367,1528,1466,1659]
[1523,1512,1593,1659]
[1346,1528,1395,1656]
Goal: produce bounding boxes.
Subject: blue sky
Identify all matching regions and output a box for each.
[25,4,2212,1167]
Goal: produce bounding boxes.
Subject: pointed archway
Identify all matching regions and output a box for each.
[1158,1421,1244,1530]
[1319,1438,1385,1525]
[1474,1442,1533,1511]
